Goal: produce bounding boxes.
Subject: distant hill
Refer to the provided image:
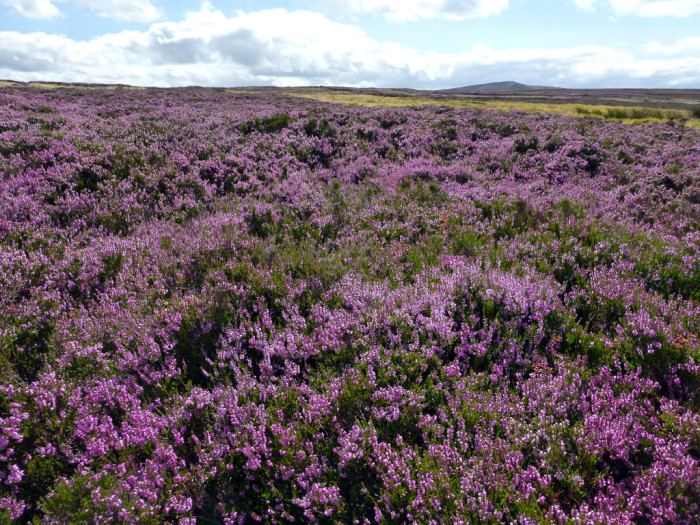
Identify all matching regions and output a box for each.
[440,81,562,92]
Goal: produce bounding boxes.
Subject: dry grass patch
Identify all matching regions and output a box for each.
[24,82,145,90]
[288,91,697,126]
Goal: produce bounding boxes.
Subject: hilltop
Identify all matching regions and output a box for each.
[440,80,565,92]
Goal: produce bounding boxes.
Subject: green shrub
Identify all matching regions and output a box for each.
[604,108,630,119]
[514,137,539,154]
[604,107,665,120]
[238,113,290,134]
[304,117,336,138]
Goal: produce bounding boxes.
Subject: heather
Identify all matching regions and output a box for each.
[0,86,698,524]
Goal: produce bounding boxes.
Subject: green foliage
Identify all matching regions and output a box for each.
[329,179,347,228]
[398,179,447,205]
[450,227,482,257]
[40,473,166,524]
[377,114,407,129]
[99,252,123,282]
[16,455,75,522]
[0,314,55,383]
[603,107,665,120]
[604,108,632,119]
[634,240,700,301]
[103,144,146,181]
[430,139,459,160]
[245,209,277,239]
[0,138,42,157]
[304,117,336,138]
[513,136,539,154]
[238,113,291,134]
[566,142,603,173]
[556,198,584,219]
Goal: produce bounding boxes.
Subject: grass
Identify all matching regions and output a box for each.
[573,105,689,121]
[23,82,144,90]
[286,91,699,126]
[0,81,19,87]
[286,92,450,108]
[27,83,72,89]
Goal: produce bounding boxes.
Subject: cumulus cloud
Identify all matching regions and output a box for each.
[316,0,509,21]
[0,0,163,22]
[647,36,700,54]
[571,0,597,12]
[0,3,698,88]
[72,0,163,22]
[0,0,61,19]
[573,0,700,17]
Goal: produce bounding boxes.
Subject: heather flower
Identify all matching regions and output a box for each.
[0,86,698,523]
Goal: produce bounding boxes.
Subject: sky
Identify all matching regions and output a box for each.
[0,0,699,89]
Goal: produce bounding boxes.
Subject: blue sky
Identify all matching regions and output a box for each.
[1,0,699,88]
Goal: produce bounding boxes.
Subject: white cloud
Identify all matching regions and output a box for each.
[0,4,698,88]
[72,0,163,22]
[316,0,509,21]
[574,0,700,16]
[0,0,61,19]
[647,36,700,54]
[571,0,597,11]
[0,0,163,22]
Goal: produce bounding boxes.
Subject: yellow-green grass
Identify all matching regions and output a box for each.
[286,92,447,108]
[26,82,72,89]
[225,89,264,94]
[286,91,699,126]
[23,82,145,90]
[0,81,19,87]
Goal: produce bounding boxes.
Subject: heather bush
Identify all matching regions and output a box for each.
[0,86,698,523]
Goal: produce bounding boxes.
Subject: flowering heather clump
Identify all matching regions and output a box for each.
[0,86,699,524]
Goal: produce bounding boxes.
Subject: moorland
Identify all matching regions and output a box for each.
[0,82,698,523]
